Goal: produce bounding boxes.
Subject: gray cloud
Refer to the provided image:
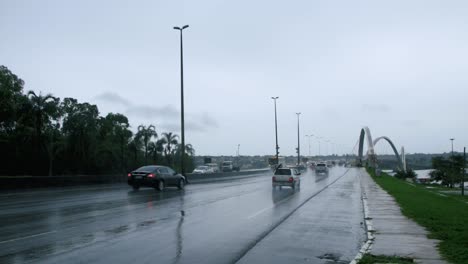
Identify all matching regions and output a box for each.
[158,120,209,133]
[95,92,130,106]
[126,105,179,119]
[95,91,218,133]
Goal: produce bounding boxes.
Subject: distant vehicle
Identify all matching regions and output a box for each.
[309,162,316,170]
[315,163,329,174]
[127,165,186,191]
[206,163,220,173]
[272,168,301,189]
[296,164,306,172]
[192,166,212,174]
[326,160,333,167]
[222,161,233,172]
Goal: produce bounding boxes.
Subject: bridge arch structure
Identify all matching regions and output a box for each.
[357,126,406,172]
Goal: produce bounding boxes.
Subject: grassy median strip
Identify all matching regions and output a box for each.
[359,254,413,264]
[367,168,468,264]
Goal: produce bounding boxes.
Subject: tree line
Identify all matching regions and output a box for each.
[0,65,194,176]
[430,155,465,188]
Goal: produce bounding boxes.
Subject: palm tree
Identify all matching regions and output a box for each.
[162,132,179,165]
[148,138,166,164]
[27,91,59,141]
[28,91,60,173]
[135,125,157,164]
[176,143,195,156]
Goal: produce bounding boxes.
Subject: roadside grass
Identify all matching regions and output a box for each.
[359,254,413,264]
[422,185,468,203]
[368,168,468,264]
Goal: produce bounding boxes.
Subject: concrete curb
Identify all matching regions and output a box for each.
[350,175,375,264]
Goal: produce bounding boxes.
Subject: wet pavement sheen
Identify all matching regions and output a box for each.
[0,167,365,264]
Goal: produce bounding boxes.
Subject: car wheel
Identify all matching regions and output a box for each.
[132,185,140,191]
[178,179,185,190]
[157,180,165,191]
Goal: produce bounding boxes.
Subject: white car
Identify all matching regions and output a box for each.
[272,168,301,189]
[315,163,329,174]
[206,163,220,173]
[192,166,212,174]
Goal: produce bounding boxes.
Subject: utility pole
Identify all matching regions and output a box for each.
[174,25,189,177]
[463,147,466,196]
[296,112,301,165]
[271,97,279,164]
[450,138,455,188]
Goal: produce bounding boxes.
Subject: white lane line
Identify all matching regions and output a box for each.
[0,230,56,244]
[247,194,296,219]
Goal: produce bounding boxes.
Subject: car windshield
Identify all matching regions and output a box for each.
[196,166,208,170]
[317,164,326,167]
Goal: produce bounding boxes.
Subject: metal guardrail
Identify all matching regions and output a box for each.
[0,168,272,190]
[187,168,271,181]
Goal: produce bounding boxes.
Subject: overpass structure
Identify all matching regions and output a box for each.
[357,126,406,172]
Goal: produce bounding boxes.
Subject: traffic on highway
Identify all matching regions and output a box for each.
[0,164,365,264]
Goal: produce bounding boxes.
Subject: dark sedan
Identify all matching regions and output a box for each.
[127,165,186,191]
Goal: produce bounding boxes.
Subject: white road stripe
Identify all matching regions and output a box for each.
[0,230,56,244]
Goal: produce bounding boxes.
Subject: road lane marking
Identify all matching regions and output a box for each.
[247,195,296,219]
[0,230,56,244]
[234,168,352,263]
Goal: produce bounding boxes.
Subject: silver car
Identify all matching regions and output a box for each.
[272,168,301,189]
[315,163,329,174]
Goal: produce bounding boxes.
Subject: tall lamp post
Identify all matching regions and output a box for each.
[174,24,189,176]
[463,147,466,196]
[296,112,301,165]
[271,97,280,164]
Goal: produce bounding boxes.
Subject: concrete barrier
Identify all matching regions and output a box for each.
[0,168,271,190]
[187,168,271,182]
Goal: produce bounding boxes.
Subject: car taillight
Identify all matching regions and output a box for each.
[148,173,155,178]
[288,177,293,182]
[272,176,276,182]
[127,173,132,177]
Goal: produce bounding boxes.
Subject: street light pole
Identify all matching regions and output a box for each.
[296,112,301,165]
[450,138,455,188]
[174,25,189,176]
[271,97,279,164]
[463,147,465,196]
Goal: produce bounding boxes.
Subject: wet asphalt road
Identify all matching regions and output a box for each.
[0,167,365,264]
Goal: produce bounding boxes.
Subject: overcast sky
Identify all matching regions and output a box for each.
[2,0,468,156]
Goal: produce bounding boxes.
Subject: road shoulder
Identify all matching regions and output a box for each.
[359,169,447,264]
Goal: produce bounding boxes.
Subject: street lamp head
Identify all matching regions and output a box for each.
[173,26,181,30]
[271,96,279,99]
[182,25,189,29]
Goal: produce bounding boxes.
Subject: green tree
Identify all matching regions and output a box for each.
[162,132,179,165]
[431,155,464,187]
[0,65,25,133]
[135,125,157,164]
[61,98,100,173]
[148,138,166,164]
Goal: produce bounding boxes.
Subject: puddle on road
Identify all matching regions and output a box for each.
[317,253,349,264]
[105,225,129,234]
